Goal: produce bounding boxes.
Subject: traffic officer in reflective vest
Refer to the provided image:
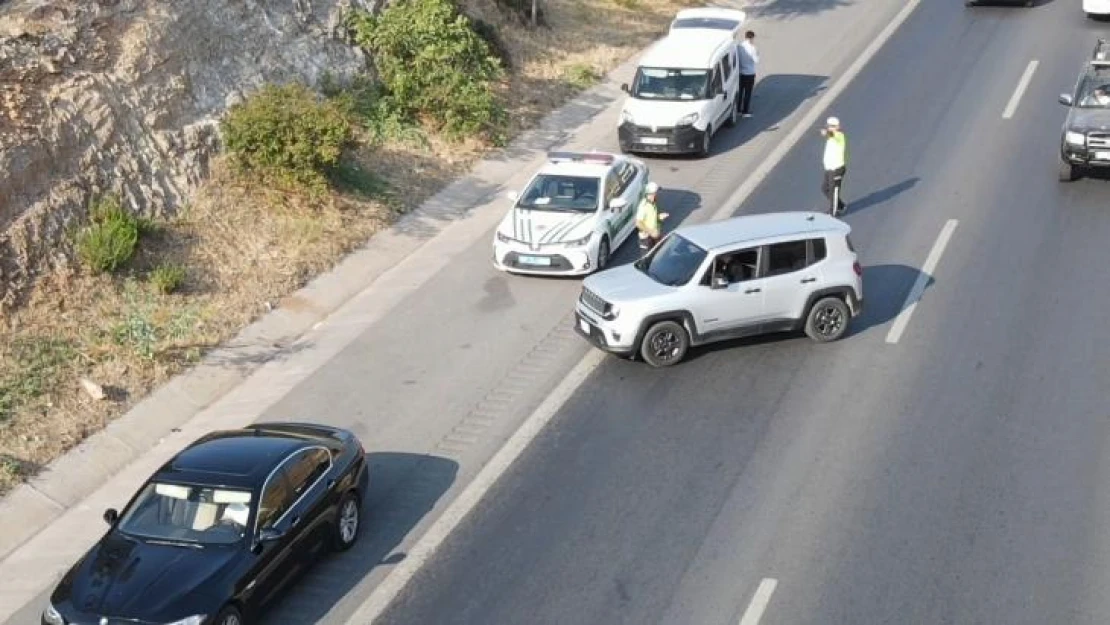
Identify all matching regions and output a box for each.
[636,181,669,254]
[820,116,848,215]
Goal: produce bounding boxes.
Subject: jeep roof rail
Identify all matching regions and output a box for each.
[1092,38,1110,66]
[547,150,616,165]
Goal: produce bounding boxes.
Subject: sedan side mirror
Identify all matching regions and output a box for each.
[1060,93,1074,106]
[258,526,285,543]
[711,275,729,290]
[103,508,119,525]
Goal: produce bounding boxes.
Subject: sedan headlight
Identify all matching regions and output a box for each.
[565,233,592,247]
[166,615,207,625]
[1066,130,1086,146]
[42,603,63,625]
[676,112,699,127]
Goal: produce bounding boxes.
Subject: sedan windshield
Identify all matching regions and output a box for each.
[635,233,707,286]
[632,67,710,101]
[118,482,254,545]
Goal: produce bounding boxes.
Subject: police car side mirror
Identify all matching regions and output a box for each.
[1059,93,1074,106]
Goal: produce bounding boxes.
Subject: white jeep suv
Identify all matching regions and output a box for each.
[574,212,864,367]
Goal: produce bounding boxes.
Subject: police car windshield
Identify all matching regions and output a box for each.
[517,174,601,212]
[632,67,710,101]
[636,234,707,287]
[1077,76,1110,108]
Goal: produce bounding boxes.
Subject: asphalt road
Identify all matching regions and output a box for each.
[374,2,1110,624]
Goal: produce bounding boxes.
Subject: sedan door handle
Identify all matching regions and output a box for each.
[801,277,816,283]
[745,288,761,294]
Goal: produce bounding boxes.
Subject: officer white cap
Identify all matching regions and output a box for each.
[826,116,840,127]
[645,182,659,194]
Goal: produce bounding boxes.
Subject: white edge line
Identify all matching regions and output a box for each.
[738,578,779,625]
[345,1,926,621]
[1002,59,1038,120]
[885,219,958,344]
[344,349,606,624]
[712,0,924,221]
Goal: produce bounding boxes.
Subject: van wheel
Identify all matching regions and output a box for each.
[639,320,689,367]
[1059,161,1079,182]
[697,127,712,158]
[805,297,850,342]
[726,103,738,128]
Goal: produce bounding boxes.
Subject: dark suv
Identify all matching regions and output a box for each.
[1058,39,1110,182]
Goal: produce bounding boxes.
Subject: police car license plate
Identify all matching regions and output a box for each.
[579,318,591,334]
[519,255,551,266]
[641,137,668,145]
[1097,151,1110,160]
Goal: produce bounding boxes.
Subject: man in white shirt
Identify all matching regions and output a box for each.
[737,30,759,117]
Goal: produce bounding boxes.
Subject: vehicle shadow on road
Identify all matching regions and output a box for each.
[843,177,920,216]
[681,263,931,361]
[743,0,854,20]
[259,451,458,625]
[607,188,703,268]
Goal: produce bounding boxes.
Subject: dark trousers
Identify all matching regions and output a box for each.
[739,74,756,114]
[822,167,846,212]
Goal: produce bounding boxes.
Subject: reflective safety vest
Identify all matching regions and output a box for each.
[636,197,660,237]
[823,130,847,171]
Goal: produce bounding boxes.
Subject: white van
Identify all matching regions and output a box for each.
[618,8,746,157]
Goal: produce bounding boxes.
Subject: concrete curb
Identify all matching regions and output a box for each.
[0,46,647,564]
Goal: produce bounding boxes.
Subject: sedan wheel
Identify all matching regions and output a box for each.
[332,492,361,551]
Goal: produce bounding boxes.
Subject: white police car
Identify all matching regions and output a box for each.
[493,151,654,276]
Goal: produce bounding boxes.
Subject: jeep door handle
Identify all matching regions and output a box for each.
[745,288,761,294]
[801,277,816,283]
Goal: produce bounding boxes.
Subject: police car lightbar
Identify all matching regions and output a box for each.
[1092,38,1110,66]
[547,151,616,165]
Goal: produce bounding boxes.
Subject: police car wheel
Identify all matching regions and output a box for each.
[596,237,611,272]
[639,320,689,367]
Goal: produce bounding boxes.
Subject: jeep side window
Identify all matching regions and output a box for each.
[702,248,759,285]
[766,240,808,277]
[808,238,827,265]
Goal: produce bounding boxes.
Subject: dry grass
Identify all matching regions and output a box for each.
[0,0,693,495]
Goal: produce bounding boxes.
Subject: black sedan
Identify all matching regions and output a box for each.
[42,422,369,625]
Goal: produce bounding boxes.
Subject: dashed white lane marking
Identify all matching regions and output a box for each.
[738,578,779,625]
[885,219,959,344]
[1002,60,1038,120]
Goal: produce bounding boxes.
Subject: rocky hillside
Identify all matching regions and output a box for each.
[0,0,371,313]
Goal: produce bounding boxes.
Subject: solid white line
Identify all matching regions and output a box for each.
[885,219,958,344]
[712,0,924,220]
[343,2,926,622]
[738,578,779,625]
[1002,60,1038,120]
[343,348,606,624]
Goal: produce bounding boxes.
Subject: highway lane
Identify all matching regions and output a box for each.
[374,1,1110,624]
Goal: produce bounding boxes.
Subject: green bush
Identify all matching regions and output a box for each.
[76,195,139,275]
[222,83,353,191]
[149,263,186,294]
[325,75,428,146]
[565,63,600,90]
[349,0,506,141]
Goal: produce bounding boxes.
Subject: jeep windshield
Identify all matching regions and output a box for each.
[631,67,710,101]
[635,234,707,286]
[1076,75,1110,108]
[517,174,601,212]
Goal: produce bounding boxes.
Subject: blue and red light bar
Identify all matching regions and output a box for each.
[547,150,616,165]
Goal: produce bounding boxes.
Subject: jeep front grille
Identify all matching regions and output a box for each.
[580,287,609,316]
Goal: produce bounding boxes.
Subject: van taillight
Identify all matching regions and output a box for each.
[853,262,862,276]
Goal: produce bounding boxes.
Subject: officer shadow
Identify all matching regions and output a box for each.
[607,188,703,268]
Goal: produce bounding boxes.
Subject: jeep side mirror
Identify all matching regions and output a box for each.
[609,197,627,210]
[103,508,119,525]
[711,275,729,290]
[507,190,519,202]
[1059,93,1074,106]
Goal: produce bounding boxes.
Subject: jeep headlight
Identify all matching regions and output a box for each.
[565,233,592,247]
[620,109,634,124]
[1066,130,1086,146]
[676,112,699,127]
[602,304,620,320]
[42,603,64,625]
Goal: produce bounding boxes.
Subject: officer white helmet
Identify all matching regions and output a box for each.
[826,116,840,128]
[645,182,660,194]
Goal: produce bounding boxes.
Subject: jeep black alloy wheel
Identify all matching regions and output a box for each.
[640,320,689,367]
[805,297,850,342]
